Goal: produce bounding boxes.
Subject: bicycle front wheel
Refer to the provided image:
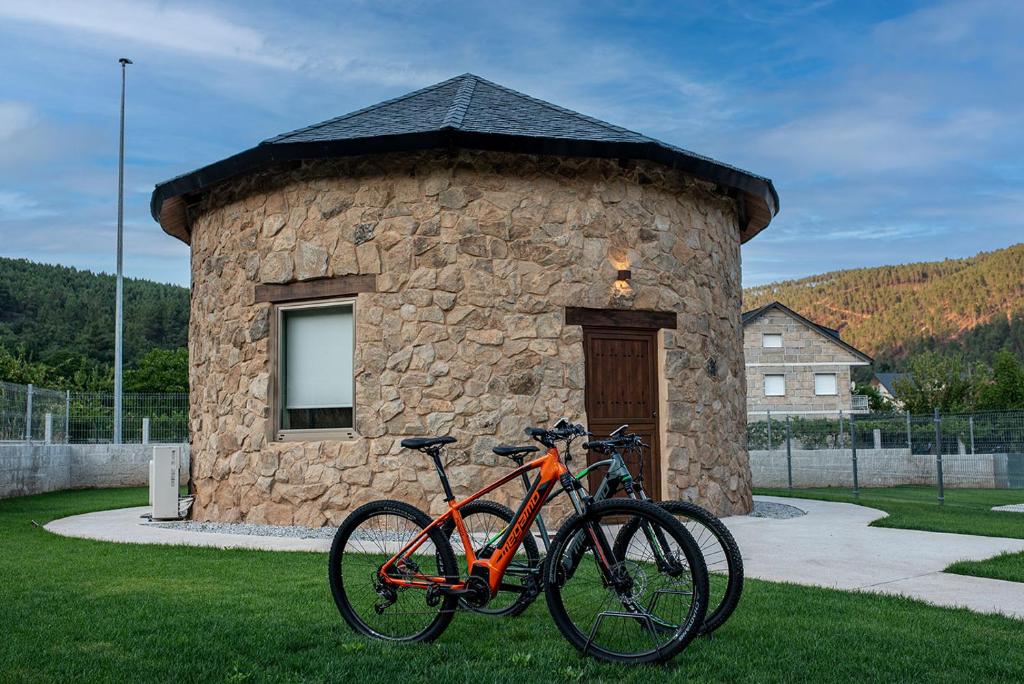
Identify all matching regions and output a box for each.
[543,499,708,665]
[614,500,743,635]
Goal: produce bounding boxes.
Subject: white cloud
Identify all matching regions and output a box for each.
[0,101,34,141]
[0,190,56,220]
[754,105,1004,174]
[0,0,299,68]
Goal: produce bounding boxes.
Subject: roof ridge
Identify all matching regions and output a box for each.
[471,74,773,186]
[466,74,654,142]
[441,74,477,129]
[743,301,872,363]
[262,74,466,145]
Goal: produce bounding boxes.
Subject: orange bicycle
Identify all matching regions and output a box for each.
[328,424,710,664]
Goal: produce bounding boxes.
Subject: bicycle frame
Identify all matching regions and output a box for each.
[379,445,569,597]
[516,447,647,554]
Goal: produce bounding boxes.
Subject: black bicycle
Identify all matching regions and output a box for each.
[445,420,744,635]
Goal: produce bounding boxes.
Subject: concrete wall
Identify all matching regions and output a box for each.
[751,448,1009,489]
[0,444,190,499]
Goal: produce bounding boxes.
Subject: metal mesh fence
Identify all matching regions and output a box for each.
[749,410,1024,492]
[0,381,187,444]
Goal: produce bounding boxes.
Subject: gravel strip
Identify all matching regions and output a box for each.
[151,500,807,538]
[992,503,1024,513]
[749,501,806,519]
[150,520,336,539]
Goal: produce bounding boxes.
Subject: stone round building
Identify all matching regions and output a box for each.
[150,74,778,526]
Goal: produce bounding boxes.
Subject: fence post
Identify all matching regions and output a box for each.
[838,411,845,449]
[969,416,975,455]
[142,417,150,445]
[850,413,859,497]
[934,407,945,504]
[905,411,912,450]
[24,383,33,441]
[44,413,53,444]
[64,390,71,444]
[785,415,793,489]
[767,410,773,451]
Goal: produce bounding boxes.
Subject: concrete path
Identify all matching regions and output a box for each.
[723,496,1024,620]
[45,496,1024,620]
[45,507,331,552]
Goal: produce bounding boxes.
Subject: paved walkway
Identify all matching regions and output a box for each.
[46,507,331,552]
[723,496,1024,620]
[45,496,1024,620]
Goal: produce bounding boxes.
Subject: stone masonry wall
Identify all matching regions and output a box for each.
[188,150,750,525]
[745,309,867,415]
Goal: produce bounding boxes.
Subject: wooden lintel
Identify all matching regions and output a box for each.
[254,274,377,304]
[565,306,677,330]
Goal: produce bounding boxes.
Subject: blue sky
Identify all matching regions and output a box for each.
[0,0,1021,287]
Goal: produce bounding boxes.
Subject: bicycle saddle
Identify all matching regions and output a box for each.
[492,444,539,458]
[400,436,457,450]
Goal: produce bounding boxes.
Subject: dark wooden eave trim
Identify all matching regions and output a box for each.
[254,274,377,304]
[151,130,778,245]
[565,307,677,330]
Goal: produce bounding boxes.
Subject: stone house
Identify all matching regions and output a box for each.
[150,74,778,525]
[743,301,872,417]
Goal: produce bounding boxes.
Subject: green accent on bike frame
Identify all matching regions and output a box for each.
[574,464,599,480]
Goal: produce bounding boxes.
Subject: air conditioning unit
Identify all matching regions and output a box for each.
[149,445,182,520]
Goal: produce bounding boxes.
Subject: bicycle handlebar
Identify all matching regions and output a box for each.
[582,434,649,452]
[524,422,589,448]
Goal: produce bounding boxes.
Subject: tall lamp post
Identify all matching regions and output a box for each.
[114,57,132,444]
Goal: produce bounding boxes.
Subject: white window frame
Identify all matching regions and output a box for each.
[814,373,838,396]
[273,297,357,442]
[764,374,786,397]
[762,333,783,348]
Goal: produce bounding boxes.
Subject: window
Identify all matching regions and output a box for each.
[764,374,785,396]
[815,373,838,396]
[276,300,355,439]
[762,333,783,348]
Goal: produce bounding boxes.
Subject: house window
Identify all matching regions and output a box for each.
[276,299,355,439]
[764,374,785,396]
[762,333,783,348]
[815,373,838,396]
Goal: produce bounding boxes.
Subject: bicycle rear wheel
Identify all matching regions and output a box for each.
[614,500,743,635]
[544,499,708,665]
[329,500,459,642]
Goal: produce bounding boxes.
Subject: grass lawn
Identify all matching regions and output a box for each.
[947,552,1024,584]
[3,488,1024,683]
[755,486,1024,539]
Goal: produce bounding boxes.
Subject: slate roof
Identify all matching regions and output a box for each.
[872,372,907,395]
[151,73,778,244]
[742,301,873,363]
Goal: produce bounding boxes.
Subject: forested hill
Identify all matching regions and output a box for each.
[743,243,1024,370]
[0,257,189,369]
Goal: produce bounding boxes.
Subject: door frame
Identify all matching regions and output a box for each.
[567,307,677,501]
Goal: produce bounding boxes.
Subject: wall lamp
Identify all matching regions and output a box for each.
[616,269,632,283]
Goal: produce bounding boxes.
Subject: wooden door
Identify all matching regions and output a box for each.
[582,327,661,499]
